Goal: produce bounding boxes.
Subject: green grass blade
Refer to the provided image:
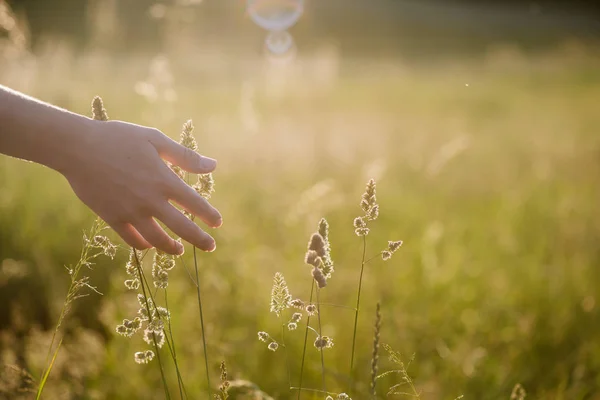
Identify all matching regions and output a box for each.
[35,338,63,400]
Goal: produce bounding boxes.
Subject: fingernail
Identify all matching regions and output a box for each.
[200,157,217,170]
[214,217,223,228]
[207,241,216,252]
[175,242,184,255]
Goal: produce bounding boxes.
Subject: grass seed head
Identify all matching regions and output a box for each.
[361,179,378,217]
[194,173,215,199]
[305,250,321,267]
[318,218,329,242]
[148,318,164,333]
[388,240,403,252]
[287,322,297,331]
[115,324,129,336]
[91,96,109,121]
[125,249,140,275]
[269,272,292,316]
[291,299,305,309]
[180,119,198,152]
[314,336,334,349]
[382,240,403,261]
[134,350,155,364]
[511,384,526,400]
[354,217,370,236]
[291,312,303,323]
[170,163,185,180]
[156,306,170,320]
[143,329,165,348]
[316,218,335,278]
[370,303,382,396]
[312,266,327,289]
[219,361,230,399]
[91,235,117,258]
[154,250,176,271]
[308,233,327,258]
[124,278,140,290]
[257,331,270,342]
[267,342,279,352]
[152,268,169,289]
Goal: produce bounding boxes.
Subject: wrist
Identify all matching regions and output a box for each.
[43,113,96,176]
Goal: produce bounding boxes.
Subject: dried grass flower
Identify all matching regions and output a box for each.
[308,233,327,258]
[270,272,292,316]
[314,336,334,350]
[91,96,109,121]
[291,299,305,309]
[180,119,198,152]
[194,173,215,199]
[257,331,270,342]
[143,329,165,348]
[381,240,403,261]
[134,350,155,364]
[312,266,327,289]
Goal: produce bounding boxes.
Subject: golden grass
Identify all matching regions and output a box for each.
[1,39,600,399]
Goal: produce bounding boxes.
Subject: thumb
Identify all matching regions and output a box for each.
[149,129,217,174]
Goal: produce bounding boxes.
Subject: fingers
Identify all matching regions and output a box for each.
[109,222,153,250]
[168,179,222,228]
[134,217,184,255]
[156,204,216,252]
[148,129,217,174]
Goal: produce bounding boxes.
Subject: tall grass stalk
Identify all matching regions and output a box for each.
[133,251,172,400]
[370,303,381,398]
[179,117,214,397]
[35,218,107,399]
[164,290,188,398]
[281,323,292,387]
[296,279,315,399]
[134,250,187,398]
[315,288,326,392]
[192,246,212,397]
[349,235,367,378]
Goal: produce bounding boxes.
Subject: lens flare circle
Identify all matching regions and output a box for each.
[247,0,304,32]
[265,30,295,56]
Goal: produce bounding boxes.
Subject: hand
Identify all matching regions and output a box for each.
[62,119,222,255]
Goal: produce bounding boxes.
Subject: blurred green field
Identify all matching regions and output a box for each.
[2,35,600,400]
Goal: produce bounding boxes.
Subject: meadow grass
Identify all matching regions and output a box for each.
[1,40,600,399]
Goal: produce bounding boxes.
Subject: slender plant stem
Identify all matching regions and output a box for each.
[316,287,326,392]
[36,219,104,399]
[136,251,187,399]
[282,323,292,389]
[184,172,212,397]
[165,291,187,399]
[296,280,315,400]
[134,251,171,400]
[180,255,199,288]
[290,387,336,396]
[316,303,356,311]
[193,246,212,397]
[350,235,368,381]
[364,253,383,265]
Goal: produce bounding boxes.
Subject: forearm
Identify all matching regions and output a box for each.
[0,85,92,173]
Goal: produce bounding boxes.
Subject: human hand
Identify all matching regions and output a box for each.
[61,119,221,255]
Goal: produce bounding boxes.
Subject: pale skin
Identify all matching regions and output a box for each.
[0,85,222,255]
